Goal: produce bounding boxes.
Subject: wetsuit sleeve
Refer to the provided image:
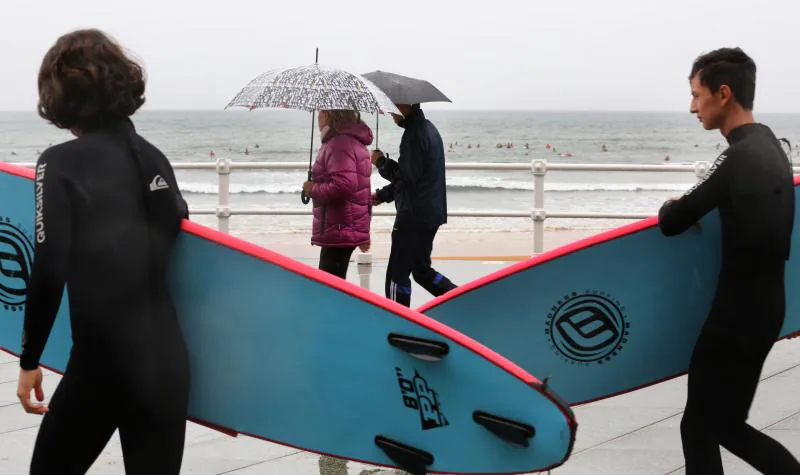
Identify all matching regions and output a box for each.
[20,151,72,370]
[658,152,731,236]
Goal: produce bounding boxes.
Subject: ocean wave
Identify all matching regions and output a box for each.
[450,183,688,192]
[182,182,302,194]
[444,177,690,192]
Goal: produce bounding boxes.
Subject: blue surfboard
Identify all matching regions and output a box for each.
[0,161,576,474]
[419,177,800,407]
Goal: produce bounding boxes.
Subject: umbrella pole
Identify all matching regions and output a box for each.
[375,113,380,149]
[301,111,316,205]
[301,48,320,205]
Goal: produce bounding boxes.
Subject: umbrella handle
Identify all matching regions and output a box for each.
[301,170,312,204]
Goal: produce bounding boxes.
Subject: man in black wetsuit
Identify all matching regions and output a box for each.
[16,29,190,474]
[658,47,800,474]
[370,103,457,307]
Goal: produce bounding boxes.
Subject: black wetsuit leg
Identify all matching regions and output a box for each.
[680,265,800,475]
[117,376,188,474]
[318,246,355,279]
[28,292,189,475]
[116,297,190,475]
[30,363,188,475]
[30,362,117,474]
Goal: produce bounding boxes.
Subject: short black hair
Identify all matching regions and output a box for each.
[38,29,146,131]
[689,47,756,110]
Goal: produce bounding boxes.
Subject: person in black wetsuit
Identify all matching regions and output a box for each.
[370,104,457,307]
[658,47,800,474]
[15,29,191,474]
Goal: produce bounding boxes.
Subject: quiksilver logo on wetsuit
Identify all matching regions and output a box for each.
[545,290,630,365]
[0,217,35,310]
[685,153,727,197]
[149,175,169,192]
[35,163,46,244]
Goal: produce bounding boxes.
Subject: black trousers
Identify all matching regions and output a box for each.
[30,357,189,475]
[680,264,800,474]
[319,246,356,279]
[385,224,456,307]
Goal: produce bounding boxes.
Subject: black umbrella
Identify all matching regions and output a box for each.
[361,70,452,105]
[362,70,451,149]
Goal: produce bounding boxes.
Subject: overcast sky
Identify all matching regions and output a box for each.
[0,0,797,113]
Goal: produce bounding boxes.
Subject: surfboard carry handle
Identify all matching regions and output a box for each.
[387,333,450,362]
[472,410,536,448]
[374,435,434,475]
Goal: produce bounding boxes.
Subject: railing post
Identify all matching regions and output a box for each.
[216,158,232,234]
[531,159,547,255]
[694,160,710,182]
[357,253,372,290]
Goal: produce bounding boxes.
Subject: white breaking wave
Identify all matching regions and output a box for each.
[443,176,691,192]
[181,182,302,194]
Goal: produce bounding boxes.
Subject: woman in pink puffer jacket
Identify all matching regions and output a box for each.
[302,109,373,279]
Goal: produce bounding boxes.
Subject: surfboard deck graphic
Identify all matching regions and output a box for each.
[419,177,800,407]
[0,161,576,474]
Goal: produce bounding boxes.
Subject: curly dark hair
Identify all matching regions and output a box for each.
[37,29,146,131]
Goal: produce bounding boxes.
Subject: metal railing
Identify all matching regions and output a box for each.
[191,159,713,252]
[16,158,800,255]
[13,158,723,255]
